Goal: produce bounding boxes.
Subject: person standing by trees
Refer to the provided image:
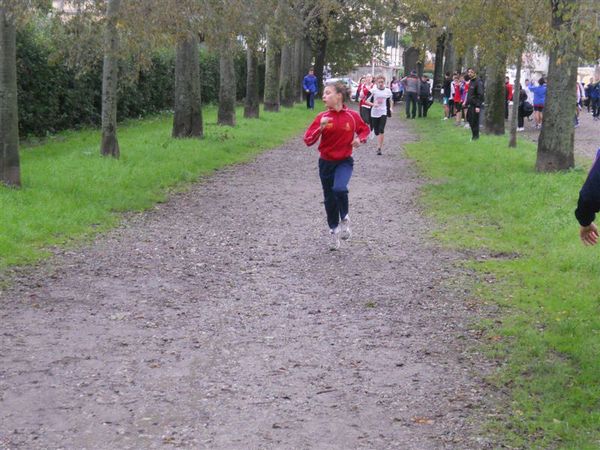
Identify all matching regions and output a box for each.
[418,75,432,118]
[452,74,464,126]
[401,70,419,119]
[528,77,547,129]
[443,72,452,120]
[590,79,600,121]
[364,75,393,155]
[466,68,484,140]
[303,81,370,250]
[505,76,513,120]
[303,68,318,110]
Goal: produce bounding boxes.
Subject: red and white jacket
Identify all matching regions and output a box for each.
[303,105,370,161]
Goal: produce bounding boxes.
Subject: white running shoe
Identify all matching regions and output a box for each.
[517,127,524,131]
[340,216,351,240]
[329,227,341,250]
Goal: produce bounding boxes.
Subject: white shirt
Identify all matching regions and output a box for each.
[369,87,392,118]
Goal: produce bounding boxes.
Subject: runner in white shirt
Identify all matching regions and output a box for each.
[365,75,393,155]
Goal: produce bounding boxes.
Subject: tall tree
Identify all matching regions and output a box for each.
[218,37,237,125]
[244,44,260,118]
[264,16,282,112]
[432,32,445,99]
[100,0,121,158]
[0,3,19,186]
[172,33,203,137]
[535,0,579,171]
[280,43,295,107]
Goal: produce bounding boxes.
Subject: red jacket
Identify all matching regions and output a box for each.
[505,82,513,101]
[303,105,370,161]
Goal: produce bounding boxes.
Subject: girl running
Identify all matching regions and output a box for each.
[304,81,370,250]
[365,75,393,155]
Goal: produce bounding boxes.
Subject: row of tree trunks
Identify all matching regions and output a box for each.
[484,56,506,136]
[0,7,20,187]
[100,0,121,158]
[509,51,523,148]
[264,30,281,112]
[244,45,260,119]
[280,43,294,108]
[535,0,578,172]
[443,32,455,76]
[172,34,203,138]
[432,33,445,99]
[218,38,236,126]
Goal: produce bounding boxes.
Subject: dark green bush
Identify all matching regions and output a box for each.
[16,24,260,138]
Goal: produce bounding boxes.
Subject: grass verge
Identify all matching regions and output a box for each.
[1,105,314,268]
[405,106,600,449]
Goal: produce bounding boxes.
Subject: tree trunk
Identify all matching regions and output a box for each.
[432,33,445,100]
[172,34,203,138]
[0,8,20,187]
[443,32,455,75]
[100,0,120,158]
[263,29,281,112]
[313,19,327,97]
[280,43,294,107]
[484,57,506,135]
[244,45,259,119]
[509,51,523,148]
[302,37,312,98]
[218,39,236,126]
[463,47,474,70]
[536,0,578,172]
[292,38,303,103]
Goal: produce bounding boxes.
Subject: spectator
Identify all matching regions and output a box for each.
[401,70,420,119]
[302,68,318,109]
[443,72,452,120]
[505,76,513,120]
[465,67,484,141]
[418,76,431,118]
[528,77,547,129]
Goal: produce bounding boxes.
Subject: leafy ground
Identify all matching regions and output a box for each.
[405,106,600,449]
[0,105,314,268]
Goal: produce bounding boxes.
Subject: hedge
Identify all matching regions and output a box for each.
[16,24,262,138]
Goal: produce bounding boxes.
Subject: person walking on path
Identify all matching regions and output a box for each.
[465,68,484,140]
[401,70,420,119]
[528,77,547,129]
[303,81,370,250]
[364,75,393,155]
[390,76,402,105]
[303,68,318,110]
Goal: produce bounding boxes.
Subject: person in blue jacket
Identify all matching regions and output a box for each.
[528,77,547,129]
[575,148,600,245]
[303,68,318,109]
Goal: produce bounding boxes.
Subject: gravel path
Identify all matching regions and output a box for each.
[0,115,494,449]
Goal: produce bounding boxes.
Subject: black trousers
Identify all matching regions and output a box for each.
[418,95,430,117]
[468,105,480,139]
[405,92,417,118]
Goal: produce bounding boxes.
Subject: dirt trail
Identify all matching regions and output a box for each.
[0,114,494,449]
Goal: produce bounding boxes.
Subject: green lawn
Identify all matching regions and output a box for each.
[1,105,314,268]
[405,106,600,449]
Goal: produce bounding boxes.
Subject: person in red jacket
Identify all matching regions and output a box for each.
[304,81,370,250]
[505,76,513,120]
